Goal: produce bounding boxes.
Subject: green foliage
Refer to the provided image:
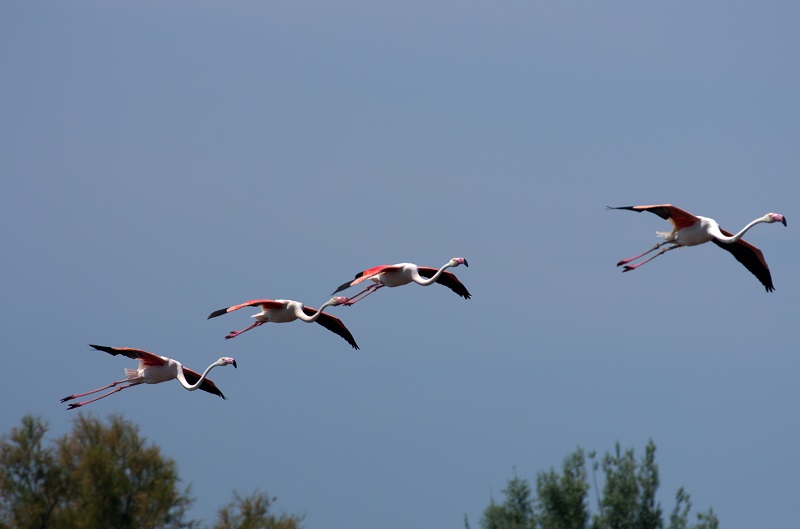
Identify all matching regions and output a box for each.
[0,416,306,529]
[471,441,719,529]
[593,441,662,529]
[535,449,589,529]
[212,490,303,529]
[56,414,193,529]
[479,472,535,529]
[0,414,192,529]
[0,416,67,529]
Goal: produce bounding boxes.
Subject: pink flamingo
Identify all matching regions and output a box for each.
[332,257,470,305]
[207,296,359,349]
[61,344,237,409]
[610,204,786,291]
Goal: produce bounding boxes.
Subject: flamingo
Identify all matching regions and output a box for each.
[332,257,471,305]
[61,344,237,409]
[610,204,787,291]
[207,296,359,349]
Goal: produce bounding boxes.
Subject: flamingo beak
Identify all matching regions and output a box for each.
[463,258,469,267]
[782,216,787,226]
[231,359,238,368]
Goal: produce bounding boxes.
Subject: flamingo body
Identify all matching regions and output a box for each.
[610,204,786,291]
[333,257,471,305]
[61,345,237,409]
[207,297,359,349]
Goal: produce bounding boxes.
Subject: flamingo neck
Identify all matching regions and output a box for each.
[176,361,219,391]
[712,216,769,243]
[413,262,453,286]
[295,300,335,322]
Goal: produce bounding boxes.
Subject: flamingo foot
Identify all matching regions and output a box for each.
[616,258,635,267]
[60,395,76,403]
[225,331,240,339]
[67,403,83,410]
[622,265,638,272]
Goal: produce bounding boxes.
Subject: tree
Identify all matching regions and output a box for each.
[535,449,589,529]
[0,415,305,529]
[0,414,193,529]
[593,441,662,529]
[470,441,719,529]
[478,471,535,529]
[0,416,68,529]
[55,414,194,529]
[212,490,303,529]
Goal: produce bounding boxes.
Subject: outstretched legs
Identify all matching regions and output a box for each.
[343,284,384,306]
[620,244,681,272]
[616,241,670,267]
[62,380,143,409]
[225,320,264,339]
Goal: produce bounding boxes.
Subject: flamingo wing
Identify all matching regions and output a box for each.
[332,265,402,294]
[303,307,359,349]
[180,366,228,399]
[302,306,360,349]
[417,267,472,299]
[711,229,775,292]
[609,204,699,230]
[89,344,166,367]
[208,299,285,319]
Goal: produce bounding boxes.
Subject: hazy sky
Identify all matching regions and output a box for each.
[2,2,799,528]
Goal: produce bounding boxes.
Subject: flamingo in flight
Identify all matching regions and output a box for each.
[61,344,237,409]
[207,296,359,349]
[610,204,787,291]
[332,257,471,305]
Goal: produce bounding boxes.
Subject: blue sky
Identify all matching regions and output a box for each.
[2,2,799,528]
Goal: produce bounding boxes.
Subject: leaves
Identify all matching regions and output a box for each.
[0,414,192,529]
[0,416,68,529]
[213,490,303,529]
[473,442,719,529]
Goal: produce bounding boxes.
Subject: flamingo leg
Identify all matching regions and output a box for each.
[622,244,681,272]
[61,377,137,403]
[225,320,264,339]
[343,284,384,306]
[616,241,669,267]
[65,382,142,409]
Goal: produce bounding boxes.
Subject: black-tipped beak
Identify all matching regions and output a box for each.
[232,360,238,369]
[782,217,787,227]
[463,259,469,267]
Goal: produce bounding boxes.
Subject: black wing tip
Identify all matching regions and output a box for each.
[207,308,228,319]
[89,344,116,354]
[332,280,352,295]
[339,331,360,350]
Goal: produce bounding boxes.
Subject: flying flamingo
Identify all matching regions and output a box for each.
[610,204,787,291]
[61,344,237,409]
[207,296,359,349]
[332,257,471,305]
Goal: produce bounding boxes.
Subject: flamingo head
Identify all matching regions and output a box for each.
[218,357,237,368]
[768,213,787,226]
[328,296,349,306]
[450,257,468,267]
